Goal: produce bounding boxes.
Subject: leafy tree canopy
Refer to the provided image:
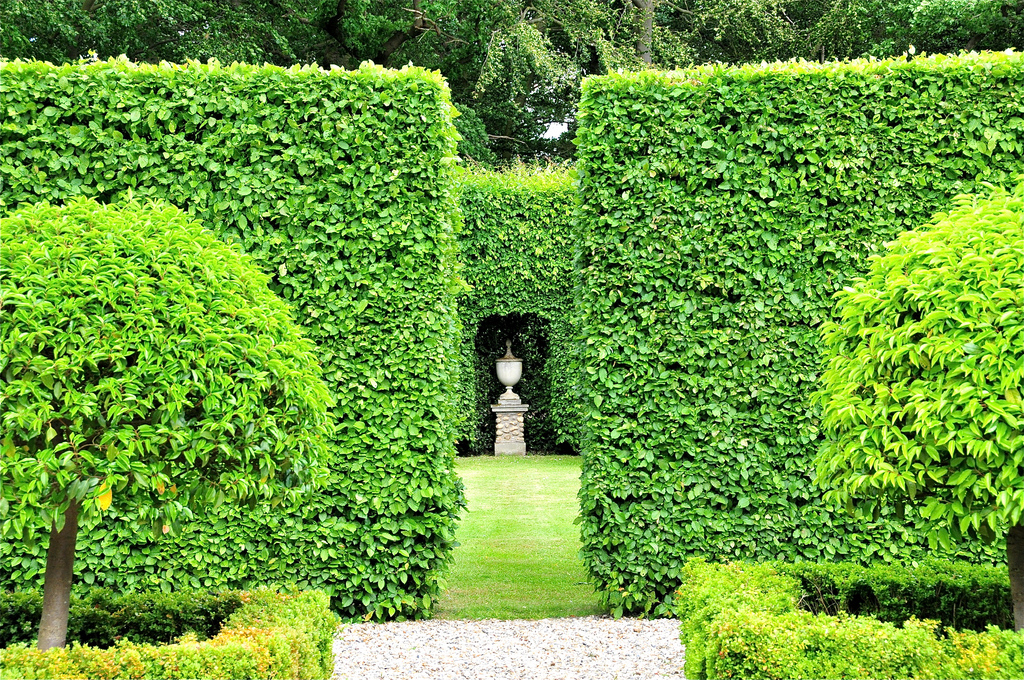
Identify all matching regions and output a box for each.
[814,181,1024,629]
[0,197,334,541]
[3,1,1021,160]
[815,183,1024,547]
[0,197,335,648]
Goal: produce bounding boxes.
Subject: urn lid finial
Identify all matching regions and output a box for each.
[499,339,518,361]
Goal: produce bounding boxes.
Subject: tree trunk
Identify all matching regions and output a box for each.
[374,1,425,67]
[1009,523,1024,631]
[375,29,414,67]
[37,500,80,651]
[632,0,653,65]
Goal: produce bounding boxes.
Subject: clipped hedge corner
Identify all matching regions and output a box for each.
[704,610,1023,680]
[0,58,464,620]
[573,51,1024,615]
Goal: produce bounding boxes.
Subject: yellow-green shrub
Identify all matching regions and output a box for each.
[703,610,1024,680]
[923,627,1024,680]
[674,561,1023,680]
[706,610,939,680]
[672,559,800,680]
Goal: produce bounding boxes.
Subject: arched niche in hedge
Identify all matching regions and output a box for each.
[468,312,579,455]
[455,167,580,455]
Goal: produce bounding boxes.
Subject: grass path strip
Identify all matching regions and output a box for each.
[434,455,604,620]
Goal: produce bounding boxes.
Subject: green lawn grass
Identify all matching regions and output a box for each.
[433,455,604,620]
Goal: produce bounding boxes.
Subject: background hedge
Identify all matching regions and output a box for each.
[573,51,1024,615]
[454,167,580,455]
[0,58,463,620]
[777,560,1014,632]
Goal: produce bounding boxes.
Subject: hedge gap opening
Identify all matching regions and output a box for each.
[465,312,577,456]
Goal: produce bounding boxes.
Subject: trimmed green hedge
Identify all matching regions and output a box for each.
[0,589,244,648]
[573,51,1024,615]
[0,590,338,680]
[0,58,463,620]
[455,166,579,454]
[706,609,1023,680]
[675,560,1023,680]
[673,560,801,680]
[778,560,1014,632]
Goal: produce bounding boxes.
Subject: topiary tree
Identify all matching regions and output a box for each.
[0,198,333,650]
[814,183,1024,630]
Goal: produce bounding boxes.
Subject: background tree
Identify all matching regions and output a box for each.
[0,198,334,649]
[814,183,1024,629]
[2,1,1021,161]
[0,0,331,65]
[0,1,684,160]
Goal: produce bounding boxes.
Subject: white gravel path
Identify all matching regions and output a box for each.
[333,616,685,680]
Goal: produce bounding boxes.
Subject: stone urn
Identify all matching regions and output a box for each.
[491,340,528,455]
[495,340,523,397]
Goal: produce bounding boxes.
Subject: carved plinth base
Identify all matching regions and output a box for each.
[491,388,529,456]
[494,440,527,455]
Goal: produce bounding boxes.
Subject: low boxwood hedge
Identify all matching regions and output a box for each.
[777,560,1013,632]
[673,559,801,680]
[0,590,338,680]
[706,609,1022,680]
[0,589,245,648]
[674,560,1022,680]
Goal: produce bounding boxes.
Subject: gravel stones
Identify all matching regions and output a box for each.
[333,616,685,680]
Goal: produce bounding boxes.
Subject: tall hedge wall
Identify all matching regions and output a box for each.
[0,58,463,620]
[573,51,1024,616]
[455,167,580,454]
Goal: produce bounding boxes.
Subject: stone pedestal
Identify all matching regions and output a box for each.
[491,389,529,456]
